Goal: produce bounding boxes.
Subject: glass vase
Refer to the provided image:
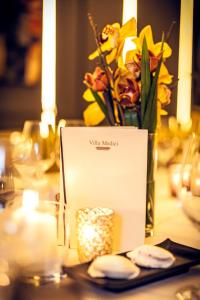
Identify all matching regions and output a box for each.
[145,133,157,236]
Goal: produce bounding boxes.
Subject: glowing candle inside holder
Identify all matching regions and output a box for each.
[76,208,114,262]
[191,169,200,197]
[13,190,63,281]
[169,164,192,197]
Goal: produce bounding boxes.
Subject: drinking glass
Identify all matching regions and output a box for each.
[0,196,68,285]
[13,121,55,185]
[176,284,200,300]
[178,133,200,230]
[0,139,15,209]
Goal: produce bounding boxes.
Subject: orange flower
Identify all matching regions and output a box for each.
[125,61,141,79]
[126,25,172,76]
[115,77,140,108]
[84,67,108,92]
[134,51,162,73]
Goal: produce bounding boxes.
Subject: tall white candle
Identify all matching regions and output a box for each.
[122,0,137,24]
[177,0,194,126]
[41,0,56,129]
[122,0,137,63]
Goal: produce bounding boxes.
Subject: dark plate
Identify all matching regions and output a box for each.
[63,239,200,292]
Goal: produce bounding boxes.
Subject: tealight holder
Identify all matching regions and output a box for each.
[169,164,192,197]
[76,207,114,262]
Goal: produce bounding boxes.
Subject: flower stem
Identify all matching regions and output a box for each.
[88,13,117,125]
[87,13,112,86]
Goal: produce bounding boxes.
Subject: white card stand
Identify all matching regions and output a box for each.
[60,127,147,252]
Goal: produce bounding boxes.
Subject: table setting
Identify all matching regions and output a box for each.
[0,129,200,299]
[0,1,200,300]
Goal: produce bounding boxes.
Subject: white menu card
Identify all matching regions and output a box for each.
[60,127,147,252]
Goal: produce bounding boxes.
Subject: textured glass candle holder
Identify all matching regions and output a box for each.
[76,207,114,262]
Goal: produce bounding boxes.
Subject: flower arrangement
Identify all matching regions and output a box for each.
[83,15,173,133]
[83,15,174,233]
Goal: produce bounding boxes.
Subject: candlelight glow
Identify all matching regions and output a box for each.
[169,164,192,197]
[82,224,97,240]
[172,172,181,186]
[177,0,194,125]
[77,208,114,262]
[41,0,56,129]
[39,121,49,139]
[22,190,39,211]
[57,119,67,136]
[195,178,200,187]
[122,0,137,62]
[182,171,190,184]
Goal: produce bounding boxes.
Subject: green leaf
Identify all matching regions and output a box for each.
[124,109,139,127]
[116,102,125,126]
[142,57,162,132]
[90,89,108,118]
[141,36,151,122]
[142,34,165,133]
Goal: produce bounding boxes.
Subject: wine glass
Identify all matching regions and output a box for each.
[12,121,56,186]
[178,133,200,230]
[0,195,68,285]
[176,284,200,299]
[0,139,15,209]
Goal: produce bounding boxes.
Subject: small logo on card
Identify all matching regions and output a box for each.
[96,146,110,151]
[89,139,118,150]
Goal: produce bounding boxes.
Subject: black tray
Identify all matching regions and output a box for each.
[63,239,200,292]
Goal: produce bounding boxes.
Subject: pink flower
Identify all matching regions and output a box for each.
[125,61,141,79]
[84,67,108,92]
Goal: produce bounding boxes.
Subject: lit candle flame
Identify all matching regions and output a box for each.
[39,121,49,139]
[82,224,97,240]
[22,189,39,211]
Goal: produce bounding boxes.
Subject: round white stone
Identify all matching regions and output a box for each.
[127,245,175,269]
[88,255,140,279]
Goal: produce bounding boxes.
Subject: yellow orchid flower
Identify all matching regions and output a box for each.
[133,25,172,59]
[126,25,172,75]
[158,63,173,84]
[82,86,106,126]
[157,84,172,105]
[83,17,174,129]
[83,102,105,126]
[89,18,136,65]
[83,88,95,102]
[157,101,168,129]
[83,88,104,103]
